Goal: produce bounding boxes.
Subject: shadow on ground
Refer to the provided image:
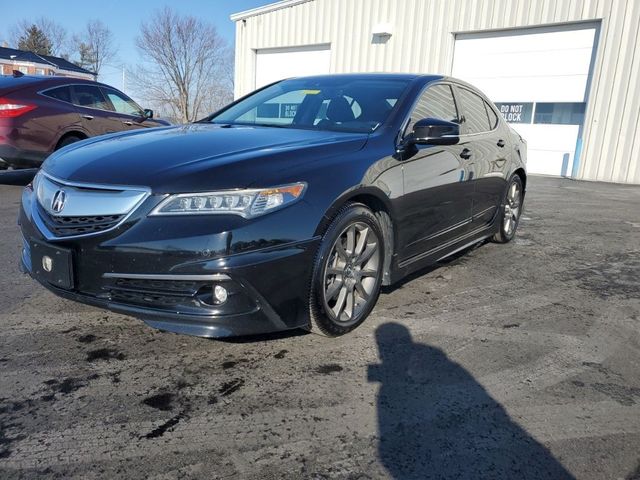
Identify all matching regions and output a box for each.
[369,322,575,479]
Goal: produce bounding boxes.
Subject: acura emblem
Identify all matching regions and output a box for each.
[42,255,53,272]
[51,190,67,214]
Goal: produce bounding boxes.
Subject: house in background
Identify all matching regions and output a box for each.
[0,46,95,80]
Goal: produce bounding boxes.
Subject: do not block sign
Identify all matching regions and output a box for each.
[495,103,533,124]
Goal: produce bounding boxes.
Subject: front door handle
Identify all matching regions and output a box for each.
[122,121,133,126]
[82,115,94,120]
[497,139,506,148]
[460,148,472,159]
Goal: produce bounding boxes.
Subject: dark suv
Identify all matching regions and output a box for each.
[0,74,169,169]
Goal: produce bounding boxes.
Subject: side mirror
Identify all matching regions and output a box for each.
[143,108,154,119]
[409,118,460,146]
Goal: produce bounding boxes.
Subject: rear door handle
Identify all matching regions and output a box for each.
[460,148,472,159]
[497,139,506,148]
[82,115,94,120]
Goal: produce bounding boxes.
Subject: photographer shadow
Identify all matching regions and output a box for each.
[369,323,574,479]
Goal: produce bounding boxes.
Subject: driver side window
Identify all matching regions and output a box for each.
[405,84,459,135]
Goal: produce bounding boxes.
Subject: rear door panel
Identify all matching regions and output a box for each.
[454,85,509,230]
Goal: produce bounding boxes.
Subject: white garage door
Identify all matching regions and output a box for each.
[255,45,331,89]
[452,25,598,176]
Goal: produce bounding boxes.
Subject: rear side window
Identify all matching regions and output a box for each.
[72,85,111,111]
[458,87,491,134]
[407,84,459,133]
[43,86,72,103]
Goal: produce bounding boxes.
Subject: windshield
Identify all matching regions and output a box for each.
[208,77,410,134]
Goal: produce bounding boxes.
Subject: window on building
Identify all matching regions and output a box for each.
[72,84,111,110]
[17,66,28,74]
[534,102,586,125]
[238,90,308,125]
[457,87,491,134]
[35,68,45,76]
[101,87,143,116]
[43,86,72,103]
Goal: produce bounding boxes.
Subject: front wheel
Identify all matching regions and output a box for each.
[493,175,524,243]
[308,204,384,337]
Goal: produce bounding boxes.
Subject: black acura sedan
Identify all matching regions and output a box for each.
[19,74,526,338]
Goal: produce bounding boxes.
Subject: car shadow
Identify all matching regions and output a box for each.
[381,240,487,294]
[214,328,310,344]
[0,168,38,186]
[368,322,575,479]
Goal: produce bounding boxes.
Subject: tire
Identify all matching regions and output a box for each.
[308,203,385,337]
[492,174,524,243]
[56,135,82,150]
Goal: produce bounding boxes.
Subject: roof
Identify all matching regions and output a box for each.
[0,47,94,76]
[230,0,313,21]
[285,72,428,81]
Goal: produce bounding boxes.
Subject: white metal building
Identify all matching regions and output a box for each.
[231,0,640,184]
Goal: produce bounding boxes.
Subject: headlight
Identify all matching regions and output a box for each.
[149,182,307,218]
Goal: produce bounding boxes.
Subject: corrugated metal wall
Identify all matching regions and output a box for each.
[234,0,640,184]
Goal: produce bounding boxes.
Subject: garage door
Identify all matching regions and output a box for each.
[255,45,331,89]
[452,24,598,176]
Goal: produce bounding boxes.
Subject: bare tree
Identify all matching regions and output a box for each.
[73,20,117,78]
[10,18,68,57]
[133,7,233,123]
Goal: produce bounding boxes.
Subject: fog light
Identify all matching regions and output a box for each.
[213,285,228,304]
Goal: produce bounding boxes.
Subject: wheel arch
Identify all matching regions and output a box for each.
[315,186,396,286]
[513,167,527,194]
[55,131,88,151]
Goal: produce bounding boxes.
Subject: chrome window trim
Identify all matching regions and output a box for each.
[102,273,231,281]
[32,171,152,242]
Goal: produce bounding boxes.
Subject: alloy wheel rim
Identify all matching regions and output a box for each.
[503,182,521,236]
[323,222,380,325]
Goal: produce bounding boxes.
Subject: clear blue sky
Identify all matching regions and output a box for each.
[1,0,274,96]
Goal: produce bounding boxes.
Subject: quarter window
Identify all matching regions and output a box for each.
[407,84,459,133]
[485,101,499,129]
[72,85,111,110]
[458,87,491,134]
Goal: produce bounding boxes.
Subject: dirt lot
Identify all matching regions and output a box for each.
[0,175,639,479]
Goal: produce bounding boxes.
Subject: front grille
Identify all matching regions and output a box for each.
[37,204,124,237]
[33,172,149,239]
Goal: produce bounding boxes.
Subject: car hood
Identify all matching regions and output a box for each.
[42,124,369,192]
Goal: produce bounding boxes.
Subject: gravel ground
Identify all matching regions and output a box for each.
[0,175,639,479]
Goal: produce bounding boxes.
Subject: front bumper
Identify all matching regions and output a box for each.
[19,185,320,338]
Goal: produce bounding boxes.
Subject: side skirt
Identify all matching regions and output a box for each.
[389,223,498,284]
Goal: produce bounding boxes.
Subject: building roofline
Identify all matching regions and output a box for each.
[230,0,312,21]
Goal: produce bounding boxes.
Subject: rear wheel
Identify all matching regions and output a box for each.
[493,175,524,243]
[309,204,384,336]
[56,135,83,150]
